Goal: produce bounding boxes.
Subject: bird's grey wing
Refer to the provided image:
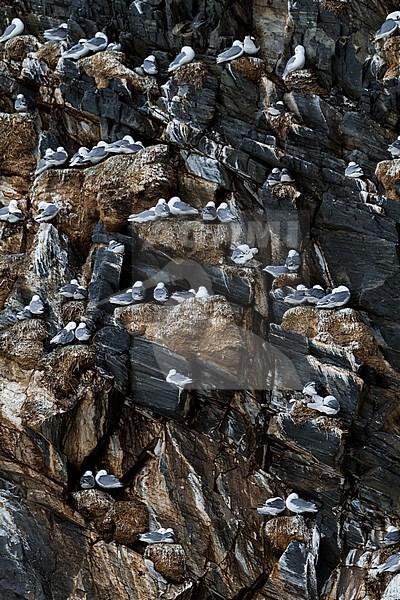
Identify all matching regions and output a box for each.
[143,58,157,72]
[292,497,315,511]
[217,45,243,62]
[99,474,121,486]
[50,151,66,162]
[284,55,297,72]
[267,498,285,509]
[89,147,107,158]
[41,205,58,218]
[64,42,83,54]
[383,554,400,569]
[0,206,10,216]
[1,23,16,39]
[386,531,400,543]
[169,51,186,69]
[89,37,106,48]
[375,19,397,38]
[334,291,349,303]
[173,200,193,211]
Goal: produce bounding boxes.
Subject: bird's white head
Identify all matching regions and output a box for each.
[17,94,24,99]
[157,198,167,204]
[44,149,54,157]
[348,161,357,167]
[56,146,65,152]
[96,469,107,476]
[297,285,308,290]
[32,294,40,301]
[168,369,177,376]
[96,32,108,39]
[38,201,49,209]
[387,11,400,21]
[66,321,77,331]
[169,196,180,203]
[156,282,165,288]
[287,492,298,501]
[133,281,143,287]
[206,201,215,206]
[218,202,228,208]
[288,249,298,257]
[335,285,349,293]
[83,470,93,476]
[60,23,68,29]
[313,285,324,290]
[295,45,305,55]
[232,40,243,47]
[70,279,79,285]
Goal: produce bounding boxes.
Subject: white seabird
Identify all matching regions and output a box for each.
[154,198,170,218]
[153,282,169,302]
[388,136,400,158]
[83,32,108,53]
[43,23,68,42]
[268,101,285,117]
[107,42,122,51]
[195,286,210,299]
[285,249,301,272]
[243,35,260,54]
[168,196,199,216]
[284,285,325,306]
[0,18,24,43]
[59,279,87,300]
[231,244,258,265]
[307,394,340,416]
[383,526,400,546]
[282,45,306,80]
[302,381,320,397]
[257,496,286,516]
[50,321,77,345]
[131,280,146,302]
[345,161,364,178]
[61,39,90,60]
[14,94,29,113]
[201,201,218,222]
[34,201,59,222]
[377,553,400,573]
[95,469,123,489]
[139,528,176,544]
[79,470,95,489]
[171,289,196,303]
[29,295,45,315]
[280,168,295,183]
[141,54,158,75]
[216,202,236,222]
[109,288,135,306]
[111,136,144,154]
[85,141,109,164]
[267,168,282,187]
[108,240,125,254]
[0,200,24,223]
[35,147,68,175]
[70,147,91,167]
[128,208,158,223]
[167,46,195,72]
[166,369,193,388]
[316,285,350,308]
[216,40,244,64]
[374,12,400,41]
[75,321,92,342]
[286,492,318,514]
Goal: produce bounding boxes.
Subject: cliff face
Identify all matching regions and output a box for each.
[0,0,400,599]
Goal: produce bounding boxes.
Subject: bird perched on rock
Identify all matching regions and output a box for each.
[69,147,90,167]
[29,295,45,315]
[316,285,350,308]
[95,469,123,489]
[43,22,68,42]
[383,526,400,546]
[282,45,306,80]
[231,244,258,265]
[85,141,109,165]
[168,196,199,216]
[268,101,285,117]
[374,11,400,41]
[166,369,193,388]
[79,470,95,489]
[377,553,400,573]
[50,321,77,345]
[302,381,321,397]
[280,168,295,183]
[75,321,92,342]
[131,281,146,302]
[283,285,325,306]
[59,279,87,300]
[285,249,301,272]
[34,201,59,222]
[14,94,29,113]
[107,42,122,51]
[216,40,244,64]
[154,198,170,218]
[0,18,24,43]
[171,289,196,303]
[345,161,364,178]
[61,39,90,60]
[267,168,282,187]
[141,54,158,75]
[83,32,108,53]
[307,394,340,416]
[35,147,68,175]
[139,528,176,544]
[153,282,169,302]
[286,493,318,514]
[201,201,218,222]
[195,286,210,299]
[388,136,400,158]
[109,288,135,306]
[128,207,158,223]
[168,46,195,72]
[0,200,24,223]
[243,35,260,54]
[257,496,286,516]
[216,202,236,222]
[108,240,125,254]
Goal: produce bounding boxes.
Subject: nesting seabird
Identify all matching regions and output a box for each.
[267,168,282,187]
[43,23,68,42]
[216,202,236,222]
[280,168,295,183]
[107,42,122,51]
[195,286,210,299]
[216,40,244,64]
[108,240,125,254]
[268,101,285,117]
[243,35,260,54]
[139,528,176,544]
[29,295,45,315]
[14,94,29,113]
[231,244,258,265]
[114,136,144,154]
[374,12,400,41]
[302,381,320,397]
[383,526,400,546]
[167,46,195,72]
[285,249,301,271]
[131,281,146,302]
[171,289,196,303]
[317,285,350,308]
[70,147,90,167]
[34,148,55,175]
[168,196,199,216]
[50,321,77,345]
[95,469,123,489]
[109,288,135,306]
[0,18,24,43]
[0,200,24,223]
[80,470,95,489]
[83,32,108,53]
[153,282,169,302]
[128,208,158,223]
[201,201,218,222]
[257,496,286,516]
[141,54,158,75]
[307,394,340,416]
[85,142,109,164]
[388,136,400,158]
[282,45,306,80]
[377,553,400,573]
[286,492,318,514]
[345,161,364,178]
[61,39,90,60]
[35,147,68,175]
[166,369,193,388]
[154,198,170,218]
[284,284,325,306]
[75,322,92,342]
[34,201,59,222]
[59,279,87,300]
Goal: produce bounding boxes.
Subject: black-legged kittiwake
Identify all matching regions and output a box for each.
[231,244,258,265]
[171,289,196,303]
[0,18,24,43]
[167,46,195,72]
[285,249,301,271]
[195,286,210,299]
[383,526,400,546]
[80,470,95,489]
[75,321,92,342]
[268,101,285,117]
[34,201,59,222]
[70,147,90,167]
[377,553,400,573]
[139,528,176,544]
[43,23,68,42]
[216,40,244,64]
[61,39,90,60]
[166,369,193,388]
[168,196,199,216]
[267,168,282,187]
[302,381,320,397]
[257,496,286,516]
[59,279,87,300]
[50,321,77,345]
[0,200,24,223]
[388,136,400,158]
[284,284,325,306]
[85,142,109,164]
[216,202,236,222]
[374,11,400,41]
[243,35,260,54]
[286,492,318,514]
[132,281,146,302]
[153,282,169,302]
[109,288,134,305]
[107,42,121,51]
[14,94,29,113]
[316,286,350,308]
[280,168,295,183]
[141,54,158,75]
[108,240,125,254]
[128,208,158,223]
[95,469,123,489]
[201,201,217,221]
[345,161,364,178]
[282,45,306,80]
[154,198,170,217]
[29,295,45,315]
[307,394,340,416]
[83,32,108,53]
